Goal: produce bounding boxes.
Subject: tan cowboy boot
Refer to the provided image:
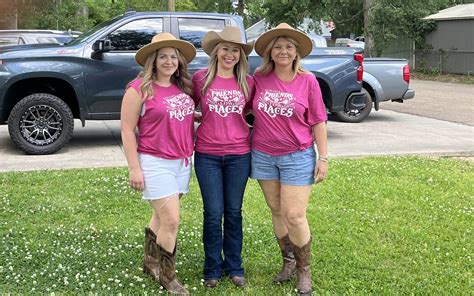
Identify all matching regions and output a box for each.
[291,238,313,295]
[274,234,296,283]
[158,243,189,295]
[143,227,160,281]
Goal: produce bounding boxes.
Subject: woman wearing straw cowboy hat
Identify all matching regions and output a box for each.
[251,23,328,295]
[121,33,196,295]
[192,26,254,289]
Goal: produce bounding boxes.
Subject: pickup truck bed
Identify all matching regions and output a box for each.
[334,57,415,123]
[364,58,415,104]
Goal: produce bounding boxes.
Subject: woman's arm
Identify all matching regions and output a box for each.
[312,122,328,183]
[120,88,145,191]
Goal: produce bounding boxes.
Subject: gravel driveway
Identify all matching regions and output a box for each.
[380,79,474,126]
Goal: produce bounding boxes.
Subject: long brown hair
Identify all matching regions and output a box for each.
[130,48,193,101]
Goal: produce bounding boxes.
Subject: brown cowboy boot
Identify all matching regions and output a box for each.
[143,227,160,281]
[158,243,189,295]
[273,234,296,283]
[291,238,313,295]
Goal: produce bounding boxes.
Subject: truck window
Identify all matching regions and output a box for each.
[0,37,23,47]
[178,18,225,49]
[107,18,163,51]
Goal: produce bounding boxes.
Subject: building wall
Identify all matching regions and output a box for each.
[425,19,474,50]
[382,19,474,74]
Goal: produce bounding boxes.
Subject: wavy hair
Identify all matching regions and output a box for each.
[255,36,309,77]
[130,48,193,101]
[201,43,250,101]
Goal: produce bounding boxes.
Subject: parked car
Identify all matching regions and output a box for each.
[0,11,364,154]
[0,30,79,47]
[335,37,365,50]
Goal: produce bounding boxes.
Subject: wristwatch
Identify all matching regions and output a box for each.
[318,156,329,162]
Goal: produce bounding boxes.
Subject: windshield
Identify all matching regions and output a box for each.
[67,15,124,45]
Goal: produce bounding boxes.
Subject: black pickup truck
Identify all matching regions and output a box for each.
[0,11,365,154]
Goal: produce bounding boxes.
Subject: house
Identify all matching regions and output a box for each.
[421,4,474,74]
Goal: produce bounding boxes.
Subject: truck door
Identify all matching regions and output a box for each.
[84,17,167,118]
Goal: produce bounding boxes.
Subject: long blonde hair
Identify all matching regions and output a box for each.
[255,36,309,76]
[131,48,193,101]
[201,43,250,101]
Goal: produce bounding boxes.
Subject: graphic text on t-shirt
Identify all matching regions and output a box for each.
[257,90,295,118]
[164,93,194,121]
[206,89,244,118]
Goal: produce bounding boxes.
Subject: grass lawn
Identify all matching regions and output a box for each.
[0,156,472,295]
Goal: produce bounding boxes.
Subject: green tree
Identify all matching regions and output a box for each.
[366,0,472,55]
[260,0,473,56]
[18,0,93,31]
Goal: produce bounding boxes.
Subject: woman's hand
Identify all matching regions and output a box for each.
[129,168,145,191]
[315,160,328,183]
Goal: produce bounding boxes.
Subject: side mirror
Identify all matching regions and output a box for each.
[92,39,112,53]
[91,39,111,59]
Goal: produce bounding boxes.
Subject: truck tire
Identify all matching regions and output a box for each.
[334,87,372,123]
[8,93,74,155]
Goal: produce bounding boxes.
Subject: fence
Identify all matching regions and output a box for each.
[414,49,474,75]
[380,37,474,75]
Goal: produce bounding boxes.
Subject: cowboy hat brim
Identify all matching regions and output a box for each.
[135,39,196,66]
[254,27,313,58]
[202,31,254,56]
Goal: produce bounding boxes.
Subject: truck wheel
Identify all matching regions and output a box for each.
[8,93,74,155]
[334,88,372,123]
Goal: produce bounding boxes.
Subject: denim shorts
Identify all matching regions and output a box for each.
[250,147,316,186]
[138,153,192,200]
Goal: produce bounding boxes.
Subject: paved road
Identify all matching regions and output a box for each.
[381,79,474,126]
[0,79,472,172]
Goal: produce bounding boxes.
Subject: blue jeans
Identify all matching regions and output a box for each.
[194,152,251,279]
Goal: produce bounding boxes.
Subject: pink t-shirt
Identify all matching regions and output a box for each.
[251,71,327,156]
[192,69,254,156]
[128,79,194,159]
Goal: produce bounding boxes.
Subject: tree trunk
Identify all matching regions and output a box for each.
[363,0,374,57]
[238,0,244,15]
[0,14,18,30]
[167,0,175,12]
[0,0,18,29]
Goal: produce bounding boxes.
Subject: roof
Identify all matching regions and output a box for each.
[423,3,474,20]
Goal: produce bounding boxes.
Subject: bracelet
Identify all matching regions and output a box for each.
[318,156,329,162]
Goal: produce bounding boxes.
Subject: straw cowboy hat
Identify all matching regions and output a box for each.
[254,23,313,58]
[202,26,254,56]
[135,33,196,66]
